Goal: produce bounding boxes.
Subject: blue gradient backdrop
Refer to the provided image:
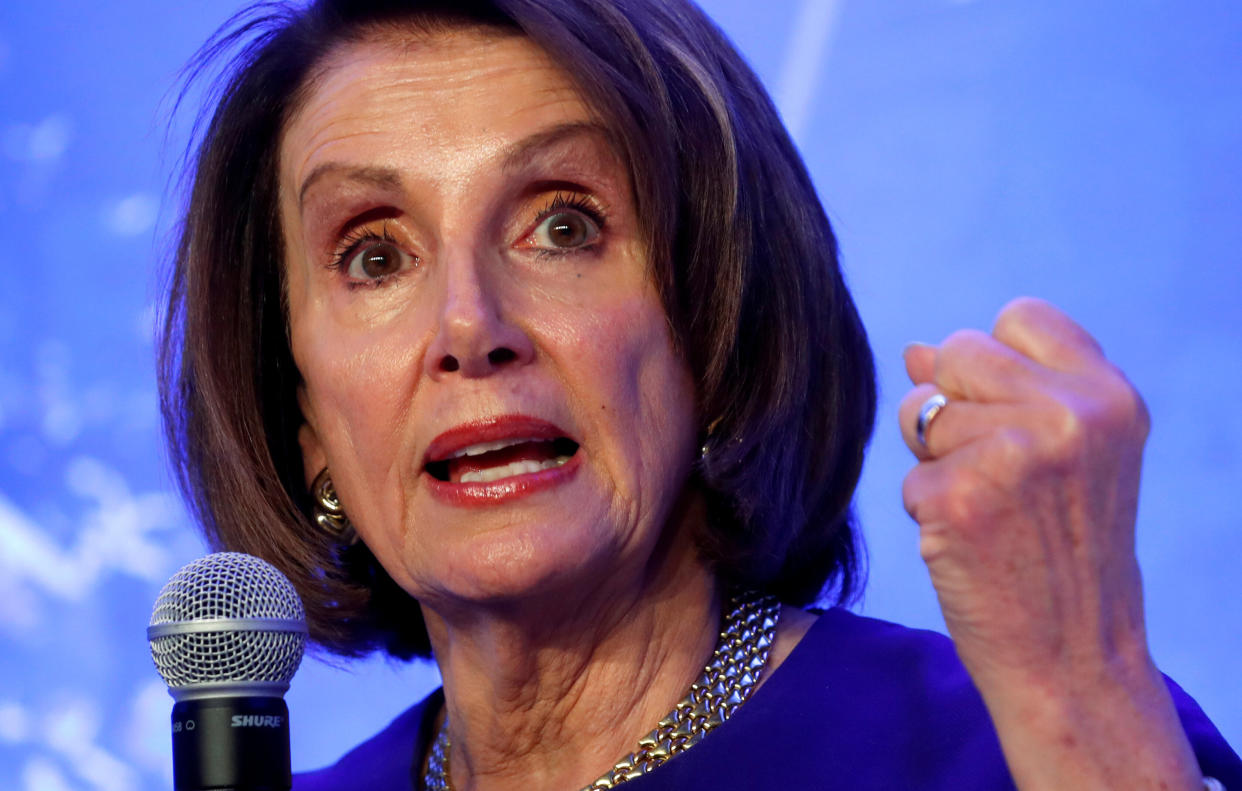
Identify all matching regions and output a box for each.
[1,1,1238,788]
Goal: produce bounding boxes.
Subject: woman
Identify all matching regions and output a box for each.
[160,0,1240,788]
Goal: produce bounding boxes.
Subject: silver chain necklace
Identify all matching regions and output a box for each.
[423,592,781,791]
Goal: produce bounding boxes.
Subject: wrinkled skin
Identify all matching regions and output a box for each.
[276,16,1201,790]
[279,28,814,791]
[899,297,1201,789]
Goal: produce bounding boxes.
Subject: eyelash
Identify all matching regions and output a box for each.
[327,223,407,290]
[326,191,608,287]
[529,191,607,259]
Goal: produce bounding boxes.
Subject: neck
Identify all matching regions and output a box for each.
[421,527,720,791]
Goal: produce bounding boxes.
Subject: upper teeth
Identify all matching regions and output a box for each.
[459,457,568,484]
[448,438,541,459]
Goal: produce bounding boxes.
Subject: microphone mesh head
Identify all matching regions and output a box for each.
[149,552,306,691]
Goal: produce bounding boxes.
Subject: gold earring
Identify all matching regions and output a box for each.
[699,416,724,462]
[311,468,358,545]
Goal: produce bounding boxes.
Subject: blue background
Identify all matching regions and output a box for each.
[0,1,1238,788]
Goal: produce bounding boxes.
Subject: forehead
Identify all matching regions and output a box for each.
[280,26,599,196]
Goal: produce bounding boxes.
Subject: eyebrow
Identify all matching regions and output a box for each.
[298,163,403,209]
[499,121,615,172]
[296,121,615,209]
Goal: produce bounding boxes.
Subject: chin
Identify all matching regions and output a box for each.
[406,512,637,609]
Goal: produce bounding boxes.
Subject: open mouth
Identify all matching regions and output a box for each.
[425,437,580,484]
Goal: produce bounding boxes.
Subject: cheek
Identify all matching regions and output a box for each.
[294,329,428,561]
[293,309,424,480]
[577,293,697,484]
[634,330,698,474]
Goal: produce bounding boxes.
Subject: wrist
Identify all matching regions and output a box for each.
[975,655,1202,790]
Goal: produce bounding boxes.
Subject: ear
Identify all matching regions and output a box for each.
[297,389,328,490]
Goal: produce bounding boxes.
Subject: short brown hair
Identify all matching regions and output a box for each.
[160,0,877,659]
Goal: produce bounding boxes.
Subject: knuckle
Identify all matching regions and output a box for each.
[1103,374,1150,437]
[1047,402,1088,452]
[991,426,1034,467]
[938,464,993,528]
[1132,389,1152,439]
[938,329,993,378]
[940,328,989,358]
[918,530,950,565]
[901,467,926,519]
[994,296,1047,334]
[1081,371,1151,440]
[1035,374,1150,465]
[977,433,1036,501]
[935,434,1032,528]
[1038,403,1099,473]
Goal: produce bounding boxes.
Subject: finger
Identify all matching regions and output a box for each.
[991,296,1106,373]
[902,451,961,529]
[902,450,984,564]
[933,328,1050,404]
[900,384,945,461]
[903,342,937,386]
[901,430,1030,531]
[898,385,1025,460]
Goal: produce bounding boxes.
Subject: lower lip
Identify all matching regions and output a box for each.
[425,452,582,507]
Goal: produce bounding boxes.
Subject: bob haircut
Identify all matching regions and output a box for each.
[160,0,877,659]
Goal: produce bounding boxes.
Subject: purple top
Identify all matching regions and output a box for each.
[295,608,1242,789]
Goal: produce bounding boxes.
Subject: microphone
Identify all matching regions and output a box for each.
[148,552,308,790]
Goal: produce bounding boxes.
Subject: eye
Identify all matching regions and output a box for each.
[334,235,417,284]
[531,210,600,250]
[517,191,607,256]
[348,239,405,279]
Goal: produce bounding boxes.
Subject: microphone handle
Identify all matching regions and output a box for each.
[172,696,291,790]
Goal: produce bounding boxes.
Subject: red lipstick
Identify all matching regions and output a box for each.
[423,415,580,507]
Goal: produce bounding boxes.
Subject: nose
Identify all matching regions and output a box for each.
[423,251,534,380]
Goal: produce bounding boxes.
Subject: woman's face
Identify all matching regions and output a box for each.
[279,28,699,607]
